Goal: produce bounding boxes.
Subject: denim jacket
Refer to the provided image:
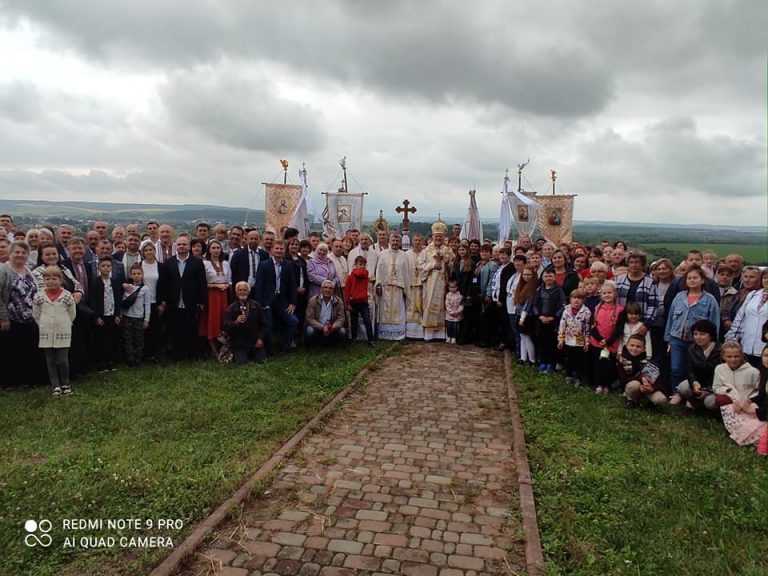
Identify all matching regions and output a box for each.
[664,291,720,342]
[480,261,499,298]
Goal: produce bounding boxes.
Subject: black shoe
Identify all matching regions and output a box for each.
[625,400,638,409]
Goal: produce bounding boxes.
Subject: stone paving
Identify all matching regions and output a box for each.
[182,343,524,576]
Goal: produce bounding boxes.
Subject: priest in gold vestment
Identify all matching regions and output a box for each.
[405,233,427,339]
[375,232,411,341]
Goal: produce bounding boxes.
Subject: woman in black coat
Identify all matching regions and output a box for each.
[139,240,171,361]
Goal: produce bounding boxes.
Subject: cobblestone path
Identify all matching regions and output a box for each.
[182,343,524,576]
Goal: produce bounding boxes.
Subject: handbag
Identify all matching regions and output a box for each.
[121,284,143,310]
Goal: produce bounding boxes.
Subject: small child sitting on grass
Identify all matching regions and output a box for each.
[715,340,763,447]
[618,333,668,408]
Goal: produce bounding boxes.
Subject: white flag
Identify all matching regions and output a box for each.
[498,191,511,243]
[460,189,483,241]
[289,164,312,239]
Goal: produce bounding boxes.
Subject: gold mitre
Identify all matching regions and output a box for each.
[431,219,448,236]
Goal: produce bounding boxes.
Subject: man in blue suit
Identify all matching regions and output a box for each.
[253,242,299,355]
[230,230,269,297]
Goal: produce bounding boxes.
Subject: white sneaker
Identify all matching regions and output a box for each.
[670,394,684,406]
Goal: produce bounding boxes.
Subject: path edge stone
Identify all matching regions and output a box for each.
[503,349,546,576]
[149,345,397,576]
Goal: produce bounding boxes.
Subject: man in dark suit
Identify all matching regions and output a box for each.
[62,236,94,378]
[230,230,269,296]
[89,239,125,285]
[253,242,298,355]
[165,234,208,359]
[55,224,74,260]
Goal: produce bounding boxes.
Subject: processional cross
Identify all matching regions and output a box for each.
[396,199,417,233]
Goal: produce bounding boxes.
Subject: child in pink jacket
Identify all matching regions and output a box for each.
[445,279,464,344]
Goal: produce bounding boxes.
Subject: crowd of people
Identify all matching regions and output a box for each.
[0,213,766,453]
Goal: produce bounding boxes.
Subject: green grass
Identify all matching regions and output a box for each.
[514,365,768,576]
[639,243,768,265]
[0,344,388,576]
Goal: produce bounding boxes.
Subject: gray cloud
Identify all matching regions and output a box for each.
[0,1,765,227]
[0,82,147,168]
[0,0,615,117]
[0,81,41,123]
[159,65,326,154]
[578,117,765,200]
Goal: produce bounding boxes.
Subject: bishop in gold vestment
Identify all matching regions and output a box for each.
[420,220,454,341]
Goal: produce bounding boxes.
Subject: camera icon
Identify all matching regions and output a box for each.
[24,519,53,548]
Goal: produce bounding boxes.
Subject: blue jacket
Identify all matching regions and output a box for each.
[664,291,720,342]
[253,258,297,309]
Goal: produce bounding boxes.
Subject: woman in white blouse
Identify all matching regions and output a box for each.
[199,239,231,357]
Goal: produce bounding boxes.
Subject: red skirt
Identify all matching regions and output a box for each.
[198,288,230,339]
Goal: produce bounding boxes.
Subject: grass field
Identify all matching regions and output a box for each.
[639,243,767,265]
[514,364,768,576]
[0,344,385,576]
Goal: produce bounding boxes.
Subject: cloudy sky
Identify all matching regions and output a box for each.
[0,0,765,226]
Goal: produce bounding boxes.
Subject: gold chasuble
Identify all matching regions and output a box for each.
[374,248,411,341]
[405,248,427,339]
[420,243,454,341]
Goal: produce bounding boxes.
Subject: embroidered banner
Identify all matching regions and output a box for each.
[265,183,302,234]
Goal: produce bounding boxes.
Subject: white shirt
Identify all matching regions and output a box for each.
[141,261,160,303]
[102,277,115,316]
[248,249,261,287]
[491,262,508,303]
[506,271,521,314]
[318,297,334,324]
[176,255,189,308]
[123,251,141,274]
[273,258,282,293]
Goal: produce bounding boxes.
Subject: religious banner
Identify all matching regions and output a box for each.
[499,171,541,242]
[510,190,541,240]
[536,194,576,246]
[265,183,302,234]
[324,191,365,235]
